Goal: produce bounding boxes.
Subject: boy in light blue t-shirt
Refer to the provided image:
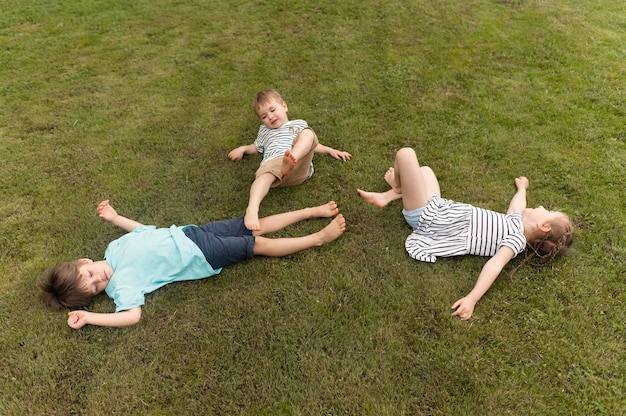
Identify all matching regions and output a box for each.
[39,199,346,329]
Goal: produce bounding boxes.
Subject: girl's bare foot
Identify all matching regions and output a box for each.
[244,208,261,231]
[318,214,346,244]
[385,168,401,194]
[356,189,401,208]
[310,201,339,218]
[281,150,297,177]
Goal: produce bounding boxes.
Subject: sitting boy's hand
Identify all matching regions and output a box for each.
[67,310,89,329]
[329,149,352,161]
[228,147,245,161]
[97,200,118,222]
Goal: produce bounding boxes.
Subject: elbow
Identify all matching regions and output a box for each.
[124,307,142,326]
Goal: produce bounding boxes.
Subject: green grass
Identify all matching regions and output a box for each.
[1,0,625,414]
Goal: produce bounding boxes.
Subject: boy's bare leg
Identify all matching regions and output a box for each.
[356,189,402,208]
[245,173,276,231]
[253,214,346,256]
[254,201,339,236]
[281,129,316,177]
[281,150,297,177]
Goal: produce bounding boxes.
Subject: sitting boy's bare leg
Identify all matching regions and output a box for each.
[253,214,346,257]
[385,168,402,194]
[255,201,339,236]
[246,173,276,231]
[280,149,298,177]
[281,129,316,178]
[356,189,402,208]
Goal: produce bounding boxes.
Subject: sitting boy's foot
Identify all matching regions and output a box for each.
[244,208,261,231]
[281,150,297,177]
[310,201,339,218]
[318,214,346,244]
[356,189,397,208]
[384,168,401,194]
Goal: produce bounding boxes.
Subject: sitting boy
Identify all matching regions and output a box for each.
[39,199,346,329]
[228,89,352,231]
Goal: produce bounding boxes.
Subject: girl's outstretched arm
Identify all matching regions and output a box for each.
[451,247,515,320]
[507,176,529,214]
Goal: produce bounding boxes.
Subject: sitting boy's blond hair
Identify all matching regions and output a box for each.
[253,89,283,113]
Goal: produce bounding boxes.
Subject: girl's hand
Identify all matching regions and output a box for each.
[515,176,529,190]
[67,310,89,329]
[451,297,476,320]
[97,200,118,222]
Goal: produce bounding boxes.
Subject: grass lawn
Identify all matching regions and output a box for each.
[1,0,624,414]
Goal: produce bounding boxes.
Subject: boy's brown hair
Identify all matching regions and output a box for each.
[38,260,93,310]
[253,89,283,113]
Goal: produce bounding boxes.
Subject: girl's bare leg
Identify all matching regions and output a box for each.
[393,148,439,211]
[356,188,402,208]
[254,201,339,236]
[253,214,346,256]
[385,168,401,193]
[357,148,440,210]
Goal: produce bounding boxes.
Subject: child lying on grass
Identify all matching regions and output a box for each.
[357,147,573,320]
[39,199,346,329]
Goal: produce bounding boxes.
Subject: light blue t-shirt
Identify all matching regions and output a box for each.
[104,225,220,312]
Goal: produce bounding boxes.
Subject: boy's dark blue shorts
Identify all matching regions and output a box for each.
[183,217,255,269]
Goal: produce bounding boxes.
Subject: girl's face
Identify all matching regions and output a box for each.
[255,99,289,129]
[525,206,567,229]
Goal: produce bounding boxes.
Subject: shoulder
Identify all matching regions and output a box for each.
[289,119,308,127]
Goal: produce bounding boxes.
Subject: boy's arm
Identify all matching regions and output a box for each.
[314,143,352,161]
[450,246,515,320]
[228,143,258,161]
[97,200,143,232]
[67,307,142,329]
[507,176,529,214]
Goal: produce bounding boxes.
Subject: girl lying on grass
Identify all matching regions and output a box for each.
[357,147,573,320]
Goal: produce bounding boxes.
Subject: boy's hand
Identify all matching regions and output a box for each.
[228,147,245,161]
[515,176,529,190]
[451,297,476,320]
[328,149,352,161]
[67,310,89,329]
[97,200,118,222]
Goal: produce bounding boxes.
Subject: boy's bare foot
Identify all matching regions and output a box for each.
[310,201,339,218]
[318,214,346,244]
[244,208,261,231]
[281,150,297,177]
[356,189,400,208]
[385,168,401,193]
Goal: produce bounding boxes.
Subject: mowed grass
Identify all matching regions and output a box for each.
[1,0,625,414]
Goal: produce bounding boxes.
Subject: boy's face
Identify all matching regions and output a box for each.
[255,99,289,129]
[77,259,113,295]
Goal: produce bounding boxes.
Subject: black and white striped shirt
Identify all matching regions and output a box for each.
[405,196,526,263]
[255,119,309,165]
